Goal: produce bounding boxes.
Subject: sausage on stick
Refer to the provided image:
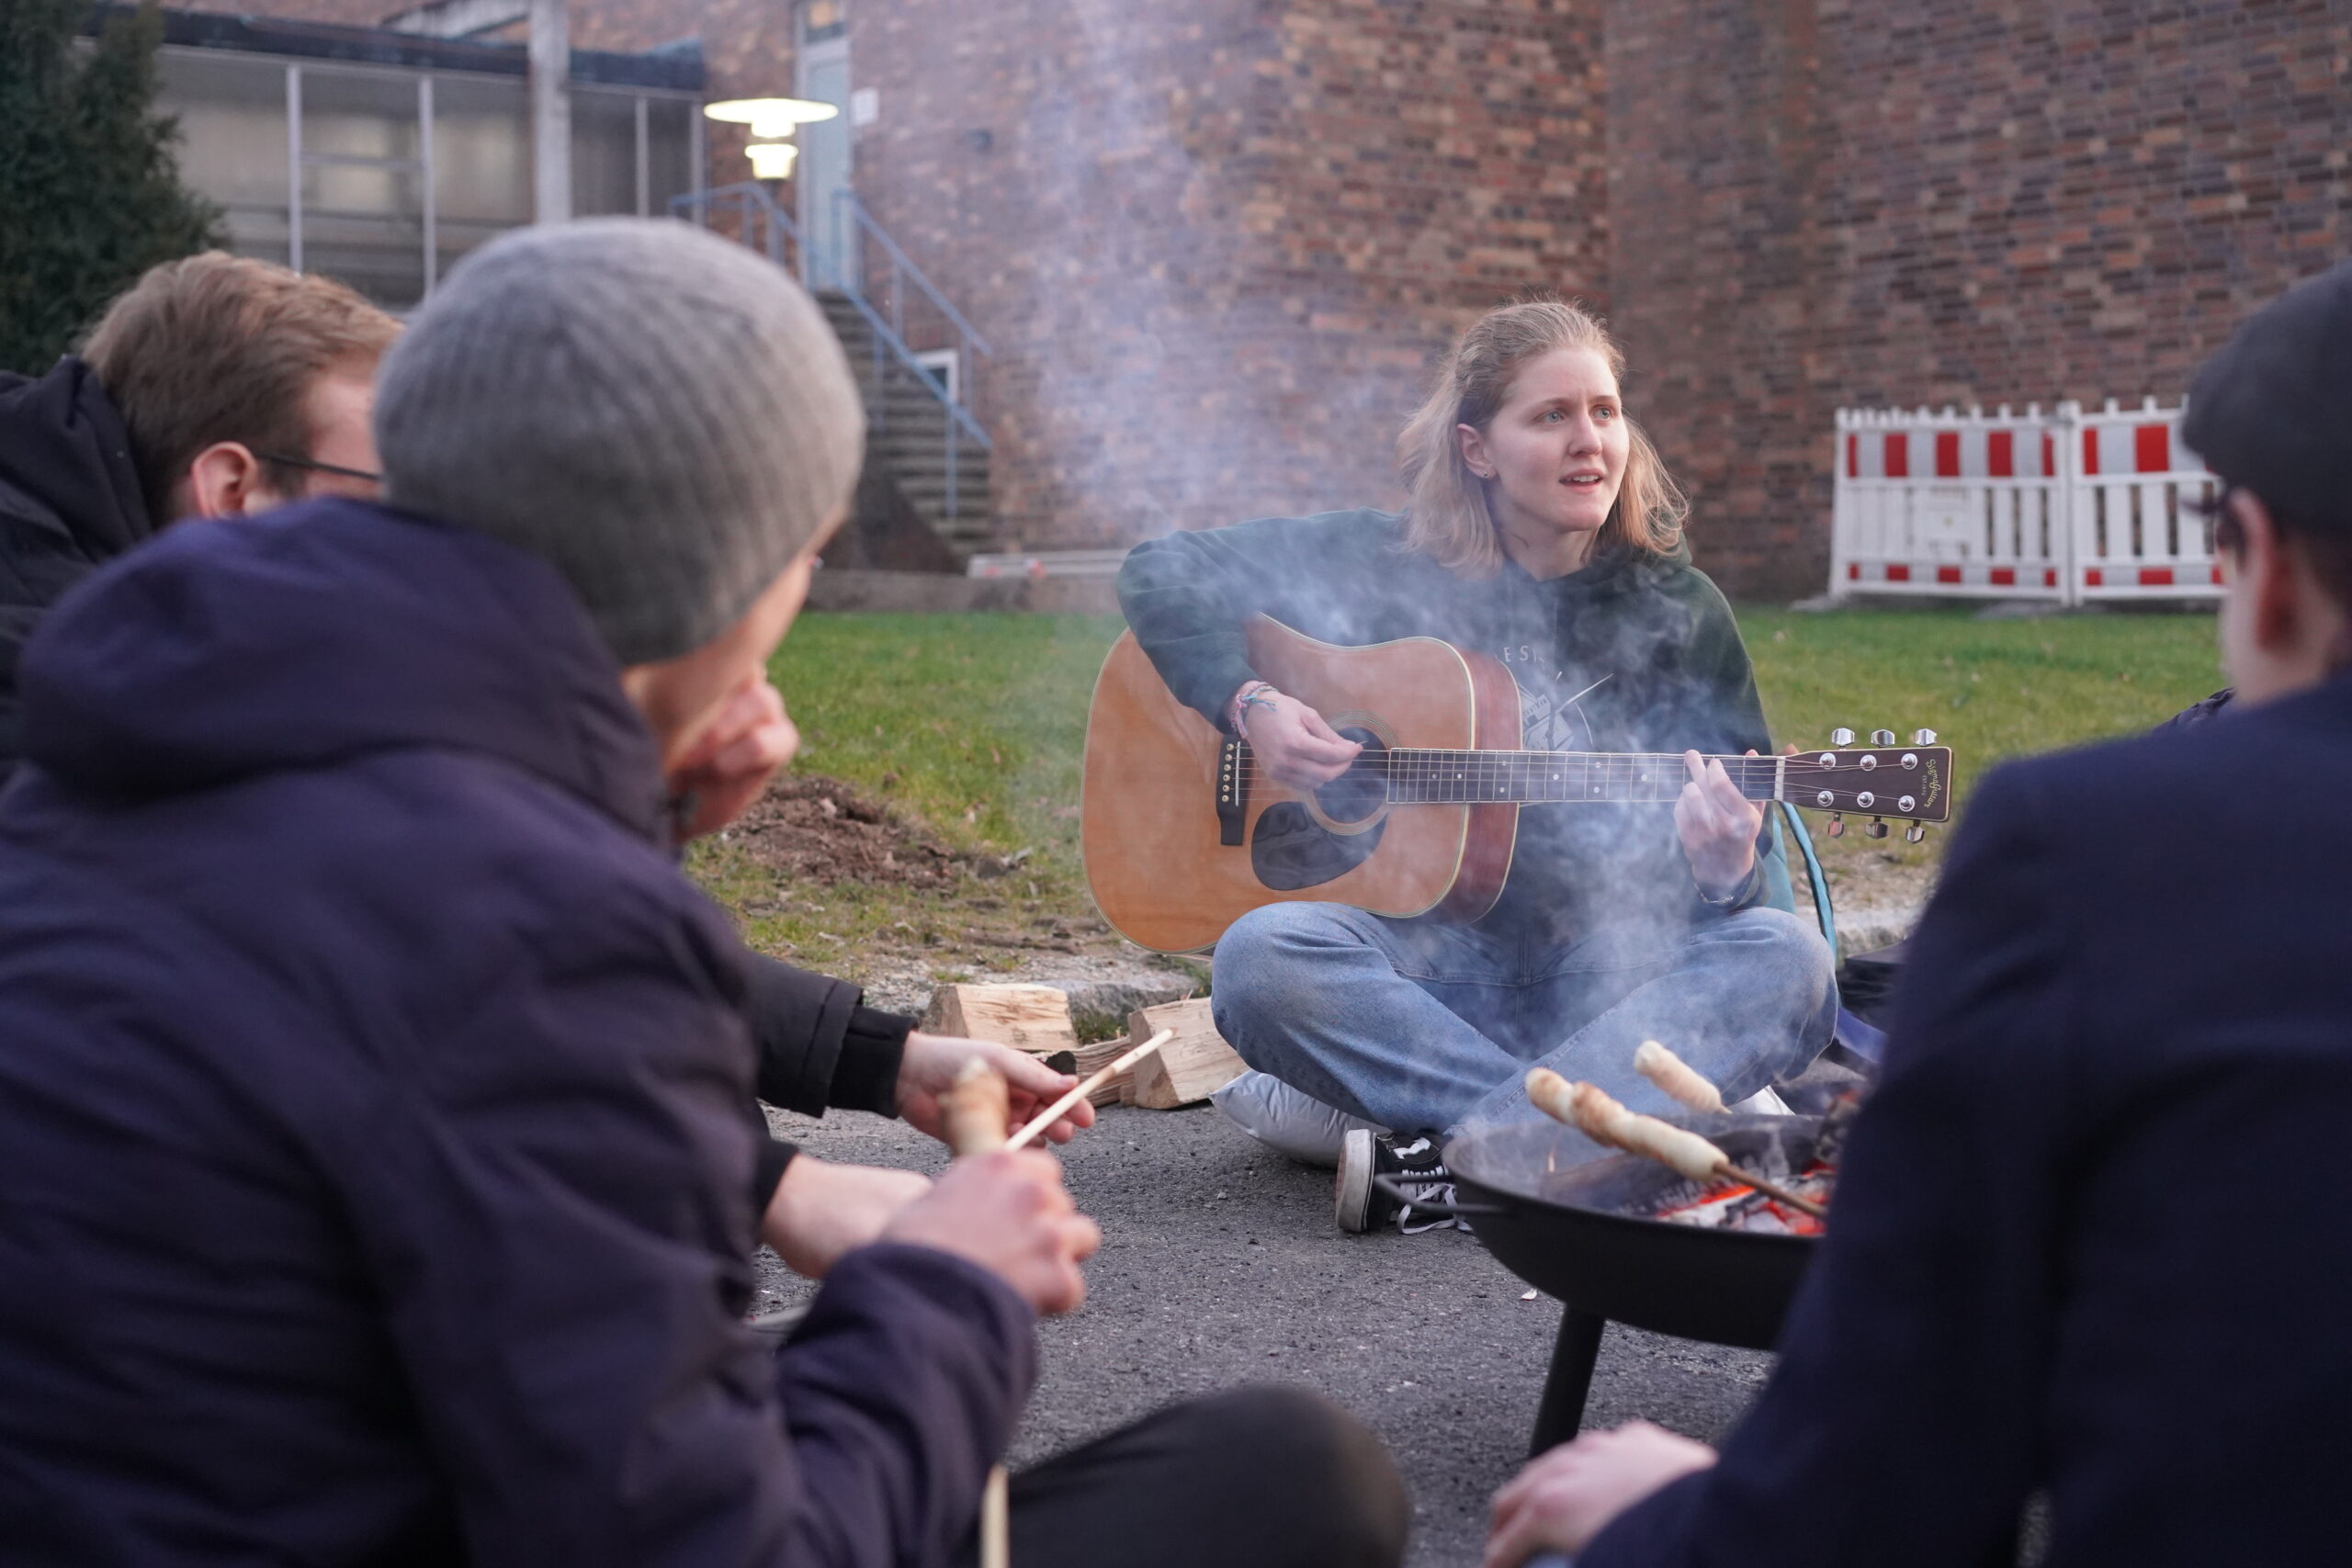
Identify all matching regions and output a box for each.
[1633,1039,1729,1116]
[1526,1069,1826,1220]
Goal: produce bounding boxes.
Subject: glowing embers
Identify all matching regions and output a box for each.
[1654,1165,1835,1237]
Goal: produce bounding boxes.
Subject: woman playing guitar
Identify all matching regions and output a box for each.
[1116,299,1838,1231]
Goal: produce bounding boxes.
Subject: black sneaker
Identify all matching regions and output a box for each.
[1334,1129,1460,1234]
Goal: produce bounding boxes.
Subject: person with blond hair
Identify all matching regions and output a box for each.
[0,252,399,782]
[1483,257,2352,1568]
[1118,298,1836,1231]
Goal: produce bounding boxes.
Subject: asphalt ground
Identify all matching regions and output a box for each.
[758,1100,1773,1568]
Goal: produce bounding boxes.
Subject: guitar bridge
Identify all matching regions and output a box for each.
[1216,738,1250,846]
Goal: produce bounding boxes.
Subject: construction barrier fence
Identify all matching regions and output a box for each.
[1830,398,2222,605]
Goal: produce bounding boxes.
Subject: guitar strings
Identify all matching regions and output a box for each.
[1226,743,1928,804]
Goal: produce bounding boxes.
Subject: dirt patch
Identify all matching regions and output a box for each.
[727,774,988,887]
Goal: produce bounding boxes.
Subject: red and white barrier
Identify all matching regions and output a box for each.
[1830,398,2220,605]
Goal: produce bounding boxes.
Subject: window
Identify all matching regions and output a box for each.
[153,46,703,308]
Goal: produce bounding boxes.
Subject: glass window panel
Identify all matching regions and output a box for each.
[298,192,424,310]
[301,66,421,164]
[571,88,639,218]
[799,0,846,45]
[646,98,694,215]
[297,68,424,308]
[154,49,290,265]
[429,72,530,282]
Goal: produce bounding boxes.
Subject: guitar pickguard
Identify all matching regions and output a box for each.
[1250,802,1388,891]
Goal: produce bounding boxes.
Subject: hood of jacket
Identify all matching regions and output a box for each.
[0,356,153,558]
[14,498,667,838]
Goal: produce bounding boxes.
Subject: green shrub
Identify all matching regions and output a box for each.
[0,0,223,373]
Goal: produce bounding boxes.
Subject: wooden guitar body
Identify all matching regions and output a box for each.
[1082,616,1522,953]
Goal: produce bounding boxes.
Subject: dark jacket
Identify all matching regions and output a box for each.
[0,500,1032,1566]
[1584,671,2352,1567]
[0,359,906,1204]
[1118,510,1792,944]
[0,358,155,781]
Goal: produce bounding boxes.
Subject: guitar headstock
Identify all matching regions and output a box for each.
[1784,728,1952,840]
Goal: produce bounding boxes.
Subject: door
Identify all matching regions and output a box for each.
[795,1,853,290]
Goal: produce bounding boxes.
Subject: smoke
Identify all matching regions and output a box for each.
[1004,3,1425,547]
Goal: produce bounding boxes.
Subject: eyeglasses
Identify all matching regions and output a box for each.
[252,451,384,485]
[2191,483,2244,553]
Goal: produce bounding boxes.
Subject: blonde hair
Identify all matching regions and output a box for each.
[82,253,400,521]
[1396,298,1687,576]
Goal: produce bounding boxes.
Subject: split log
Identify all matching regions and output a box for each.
[1068,1037,1136,1107]
[920,983,1079,1055]
[1123,998,1246,1110]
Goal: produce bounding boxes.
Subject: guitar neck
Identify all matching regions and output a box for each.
[1224,738,1951,823]
[1294,748,1787,806]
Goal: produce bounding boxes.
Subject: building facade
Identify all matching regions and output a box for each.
[158,0,2351,600]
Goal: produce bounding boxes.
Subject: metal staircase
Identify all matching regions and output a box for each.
[673,184,994,558]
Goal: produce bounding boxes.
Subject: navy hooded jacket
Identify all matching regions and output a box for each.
[0,361,908,1202]
[1580,670,2352,1567]
[0,499,1033,1566]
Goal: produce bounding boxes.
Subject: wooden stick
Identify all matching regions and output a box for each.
[940,1062,1013,1568]
[1718,1164,1827,1220]
[979,1465,1009,1568]
[1003,1030,1171,1151]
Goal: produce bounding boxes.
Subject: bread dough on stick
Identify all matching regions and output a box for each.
[1634,1040,1729,1115]
[1526,1069,1729,1183]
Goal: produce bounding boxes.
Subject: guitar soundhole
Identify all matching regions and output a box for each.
[1313,728,1388,825]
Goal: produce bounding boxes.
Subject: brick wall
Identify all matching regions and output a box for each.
[1604,0,1828,601]
[168,0,2349,598]
[846,0,1609,547]
[1608,0,2352,601]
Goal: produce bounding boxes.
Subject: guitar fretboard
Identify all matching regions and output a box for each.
[1242,747,1789,805]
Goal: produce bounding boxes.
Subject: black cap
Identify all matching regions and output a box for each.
[2183,259,2352,534]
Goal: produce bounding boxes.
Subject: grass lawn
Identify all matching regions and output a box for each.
[692,605,2225,975]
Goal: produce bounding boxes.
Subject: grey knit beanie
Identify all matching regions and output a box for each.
[375,218,864,665]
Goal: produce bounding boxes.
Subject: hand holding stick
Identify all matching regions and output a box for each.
[1004,1030,1170,1152]
[1526,1070,1826,1220]
[939,1062,1014,1568]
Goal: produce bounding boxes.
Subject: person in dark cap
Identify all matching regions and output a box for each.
[1483,261,2352,1568]
[0,219,1404,1568]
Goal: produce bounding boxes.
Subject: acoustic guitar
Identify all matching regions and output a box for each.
[1081,615,1954,953]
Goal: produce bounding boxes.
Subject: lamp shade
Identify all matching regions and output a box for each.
[744,141,800,180]
[706,97,841,141]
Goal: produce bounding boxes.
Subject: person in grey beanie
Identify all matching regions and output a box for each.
[0,216,1405,1568]
[377,219,1109,1277]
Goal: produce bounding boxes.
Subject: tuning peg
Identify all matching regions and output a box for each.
[1870,728,1896,747]
[1824,812,1844,839]
[1905,824,1928,843]
[1829,728,1855,747]
[1865,817,1889,840]
[1911,728,1938,745]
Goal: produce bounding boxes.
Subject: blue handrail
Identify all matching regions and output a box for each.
[835,189,992,356]
[672,184,993,526]
[673,182,992,446]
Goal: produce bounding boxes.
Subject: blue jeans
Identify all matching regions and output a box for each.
[1210,903,1838,1135]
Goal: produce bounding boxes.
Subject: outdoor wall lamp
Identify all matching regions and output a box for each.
[706,97,835,184]
[743,141,800,180]
[705,96,839,140]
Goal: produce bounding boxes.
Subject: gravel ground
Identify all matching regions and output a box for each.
[759,1100,1774,1568]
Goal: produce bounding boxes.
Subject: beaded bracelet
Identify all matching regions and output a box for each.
[1230,680,1281,733]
